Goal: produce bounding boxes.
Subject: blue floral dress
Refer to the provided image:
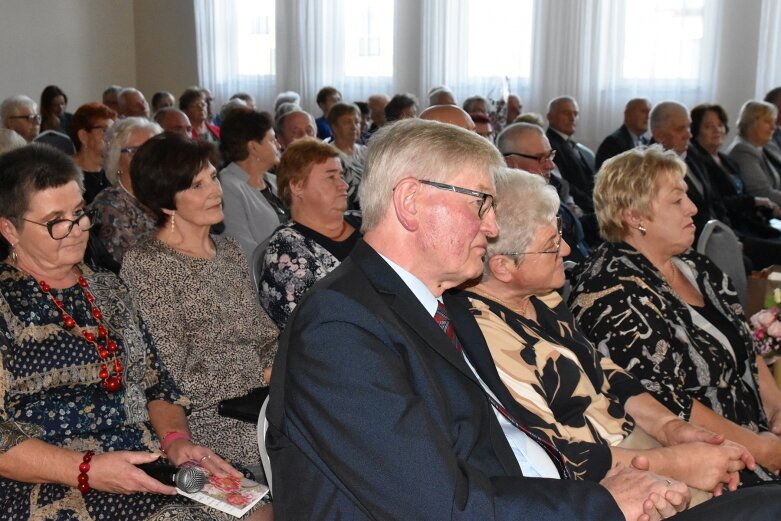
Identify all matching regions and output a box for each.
[0,264,241,520]
[259,220,360,329]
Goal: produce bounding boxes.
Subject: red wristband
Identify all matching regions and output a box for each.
[77,450,94,495]
[161,431,191,453]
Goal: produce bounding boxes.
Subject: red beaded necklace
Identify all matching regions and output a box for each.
[37,275,123,392]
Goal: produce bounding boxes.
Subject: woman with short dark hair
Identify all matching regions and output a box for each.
[120,133,278,472]
[39,84,71,133]
[0,144,264,520]
[218,109,287,259]
[179,87,220,142]
[69,102,117,203]
[327,102,366,208]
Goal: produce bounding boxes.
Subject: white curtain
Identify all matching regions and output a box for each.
[756,0,781,97]
[196,0,766,148]
[194,0,278,113]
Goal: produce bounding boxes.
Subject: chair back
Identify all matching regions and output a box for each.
[696,219,747,306]
[250,236,272,292]
[256,395,272,493]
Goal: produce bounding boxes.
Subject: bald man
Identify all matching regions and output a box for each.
[419,104,475,131]
[595,98,651,171]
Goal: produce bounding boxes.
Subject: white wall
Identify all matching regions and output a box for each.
[0,0,137,108]
[133,0,199,101]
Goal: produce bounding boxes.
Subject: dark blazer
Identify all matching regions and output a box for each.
[689,142,780,239]
[595,124,636,171]
[266,239,622,520]
[547,128,595,213]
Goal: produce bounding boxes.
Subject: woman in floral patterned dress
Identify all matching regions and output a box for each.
[0,144,270,520]
[259,138,361,329]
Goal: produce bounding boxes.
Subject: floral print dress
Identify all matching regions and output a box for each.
[569,241,777,484]
[0,264,249,520]
[466,290,645,481]
[259,220,360,329]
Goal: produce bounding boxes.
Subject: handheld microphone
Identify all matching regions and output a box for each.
[137,459,208,493]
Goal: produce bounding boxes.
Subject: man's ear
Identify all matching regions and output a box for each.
[392,177,420,231]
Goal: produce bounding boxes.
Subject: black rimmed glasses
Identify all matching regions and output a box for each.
[502,149,557,164]
[500,216,563,256]
[418,179,496,219]
[8,114,42,123]
[21,208,97,240]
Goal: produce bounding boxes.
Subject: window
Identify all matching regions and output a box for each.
[622,0,705,80]
[235,0,276,77]
[467,0,534,80]
[343,0,394,77]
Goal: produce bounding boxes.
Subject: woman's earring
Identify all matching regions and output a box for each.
[170,212,176,234]
[9,247,18,266]
[638,223,647,236]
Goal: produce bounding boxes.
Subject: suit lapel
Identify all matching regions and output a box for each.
[351,241,481,384]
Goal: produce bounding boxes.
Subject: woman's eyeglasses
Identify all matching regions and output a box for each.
[21,208,97,240]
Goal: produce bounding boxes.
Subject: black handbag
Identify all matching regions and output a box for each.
[217,386,269,424]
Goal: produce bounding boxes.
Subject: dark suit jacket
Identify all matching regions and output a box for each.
[595,125,636,171]
[267,239,622,520]
[547,129,595,213]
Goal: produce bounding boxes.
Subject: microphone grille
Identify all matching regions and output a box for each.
[175,466,208,493]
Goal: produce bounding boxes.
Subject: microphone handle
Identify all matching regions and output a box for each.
[137,460,179,487]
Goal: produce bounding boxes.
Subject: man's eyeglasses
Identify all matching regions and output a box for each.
[419,179,495,219]
[120,146,140,156]
[21,208,97,240]
[8,114,42,123]
[499,216,563,256]
[503,149,557,164]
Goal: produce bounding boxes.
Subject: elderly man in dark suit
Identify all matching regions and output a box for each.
[265,118,781,521]
[546,96,596,213]
[595,98,652,171]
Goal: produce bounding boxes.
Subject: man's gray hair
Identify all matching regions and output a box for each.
[274,91,301,112]
[153,107,187,125]
[275,109,316,138]
[547,96,576,114]
[1,95,37,127]
[496,122,544,155]
[484,167,559,276]
[649,101,688,131]
[103,117,162,184]
[117,88,143,110]
[358,118,504,232]
[428,86,455,106]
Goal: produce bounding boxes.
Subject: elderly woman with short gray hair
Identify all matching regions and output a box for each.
[460,167,750,498]
[89,117,161,268]
[727,100,781,205]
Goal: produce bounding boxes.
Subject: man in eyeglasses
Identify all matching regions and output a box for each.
[264,118,762,520]
[498,122,590,262]
[0,95,41,142]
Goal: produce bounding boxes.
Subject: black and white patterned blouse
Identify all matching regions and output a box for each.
[569,242,766,430]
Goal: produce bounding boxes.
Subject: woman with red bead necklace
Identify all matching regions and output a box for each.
[0,144,273,520]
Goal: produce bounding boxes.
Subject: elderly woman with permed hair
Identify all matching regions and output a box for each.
[459,167,752,502]
[89,117,161,268]
[569,145,781,485]
[727,100,781,205]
